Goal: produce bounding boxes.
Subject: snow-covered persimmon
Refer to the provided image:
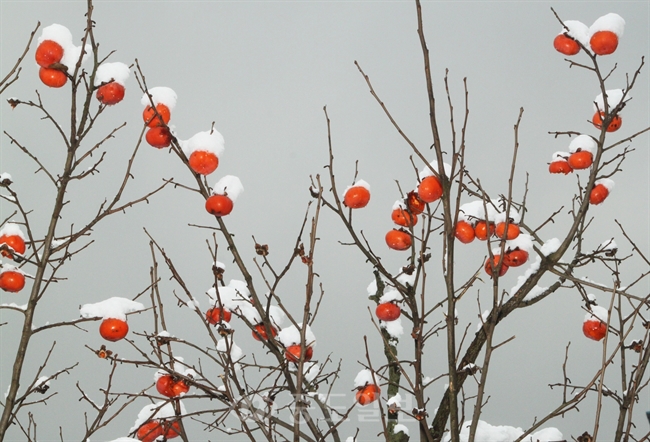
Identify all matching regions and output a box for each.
[592,111,622,132]
[205,194,233,217]
[343,186,371,209]
[39,67,67,88]
[285,344,313,363]
[206,307,232,324]
[189,150,219,176]
[391,208,417,227]
[385,229,412,251]
[589,184,609,205]
[143,103,171,127]
[553,34,580,56]
[549,160,573,175]
[454,220,475,244]
[253,323,278,341]
[99,318,129,342]
[376,302,401,321]
[156,375,190,397]
[356,384,380,406]
[406,191,425,215]
[503,249,529,267]
[484,255,508,278]
[0,234,26,258]
[136,421,162,442]
[474,221,495,241]
[417,176,443,203]
[590,30,618,56]
[146,127,172,149]
[583,318,607,341]
[0,271,25,293]
[95,81,125,106]
[35,40,64,67]
[495,222,520,240]
[567,151,593,170]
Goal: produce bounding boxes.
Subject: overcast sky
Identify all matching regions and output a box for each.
[1,1,649,441]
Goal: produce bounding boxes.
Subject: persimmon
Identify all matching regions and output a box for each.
[343,186,370,209]
[474,221,495,241]
[39,67,67,88]
[205,194,233,217]
[189,150,219,175]
[376,302,401,321]
[99,318,129,342]
[503,249,529,267]
[161,421,181,439]
[495,222,520,240]
[156,375,190,398]
[143,103,171,127]
[484,255,508,278]
[589,184,609,205]
[592,111,622,132]
[356,384,380,406]
[406,191,425,215]
[35,40,64,67]
[206,307,232,324]
[391,208,417,227]
[146,127,172,149]
[454,220,475,244]
[0,271,25,293]
[583,318,607,341]
[417,176,443,203]
[252,323,278,341]
[549,160,573,175]
[0,234,26,258]
[136,421,162,442]
[567,151,593,170]
[285,344,313,363]
[385,229,412,251]
[96,81,125,106]
[590,30,618,56]
[553,34,580,56]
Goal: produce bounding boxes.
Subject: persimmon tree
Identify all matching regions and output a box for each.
[0,1,649,442]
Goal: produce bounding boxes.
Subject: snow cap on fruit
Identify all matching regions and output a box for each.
[418,159,452,181]
[593,89,628,113]
[80,297,145,321]
[568,134,597,154]
[141,87,177,110]
[589,13,625,38]
[182,129,225,158]
[353,369,376,388]
[94,62,130,87]
[211,175,243,201]
[559,20,589,47]
[278,323,316,347]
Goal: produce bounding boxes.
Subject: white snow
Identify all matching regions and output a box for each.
[140,87,178,110]
[550,151,570,163]
[560,20,589,47]
[60,43,91,70]
[386,393,402,407]
[443,420,563,442]
[505,234,533,253]
[594,89,628,113]
[396,270,416,288]
[419,159,452,180]
[0,264,24,276]
[129,401,187,433]
[79,297,145,321]
[0,302,27,310]
[216,336,244,362]
[493,205,520,225]
[0,173,11,182]
[598,238,617,252]
[595,178,615,192]
[540,238,561,256]
[303,362,321,382]
[585,305,609,323]
[378,289,402,304]
[392,200,406,211]
[211,175,244,202]
[0,223,25,239]
[34,376,50,389]
[353,369,376,388]
[343,179,371,195]
[215,261,226,271]
[94,62,130,86]
[381,316,404,338]
[458,200,499,223]
[182,130,225,158]
[277,323,316,347]
[394,424,410,436]
[589,13,625,37]
[38,24,73,48]
[568,134,597,154]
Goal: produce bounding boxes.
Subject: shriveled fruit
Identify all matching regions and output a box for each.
[592,111,622,132]
[146,127,172,149]
[589,184,609,205]
[156,375,190,398]
[143,103,171,127]
[375,303,401,321]
[583,319,607,341]
[474,221,495,241]
[0,271,25,292]
[385,229,412,251]
[553,34,580,56]
[96,82,125,105]
[35,40,64,67]
[484,255,508,277]
[343,186,370,209]
[590,30,618,56]
[549,160,573,175]
[285,344,313,363]
[503,249,529,267]
[0,234,26,258]
[406,191,425,215]
[454,220,475,244]
[252,323,278,341]
[189,150,219,175]
[495,222,520,240]
[417,176,443,203]
[39,67,67,88]
[356,384,380,406]
[99,318,129,342]
[205,194,233,217]
[391,208,417,227]
[567,151,593,170]
[206,307,232,324]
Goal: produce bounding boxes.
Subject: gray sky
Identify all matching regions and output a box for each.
[1,1,649,441]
